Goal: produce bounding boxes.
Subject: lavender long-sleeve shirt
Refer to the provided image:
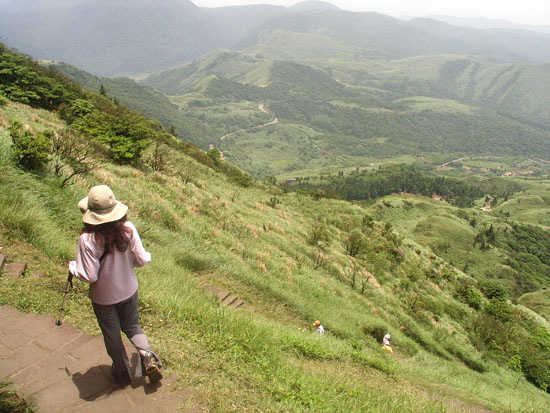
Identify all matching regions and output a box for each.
[68,221,151,305]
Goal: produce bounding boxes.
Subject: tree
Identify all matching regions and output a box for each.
[343,229,368,257]
[50,129,98,187]
[207,147,221,165]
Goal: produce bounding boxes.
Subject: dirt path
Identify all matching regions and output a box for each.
[219,104,278,141]
[438,157,466,168]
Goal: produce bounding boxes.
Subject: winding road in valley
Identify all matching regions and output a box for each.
[219,104,278,141]
[437,157,466,168]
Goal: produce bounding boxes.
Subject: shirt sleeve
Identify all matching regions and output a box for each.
[128,222,151,268]
[71,236,101,283]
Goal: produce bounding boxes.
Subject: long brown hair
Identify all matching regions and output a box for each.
[82,215,132,254]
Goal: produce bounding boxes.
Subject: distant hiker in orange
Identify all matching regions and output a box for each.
[313,320,325,335]
[382,333,393,354]
[69,185,162,385]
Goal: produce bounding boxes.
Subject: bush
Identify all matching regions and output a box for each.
[8,121,50,170]
[486,299,513,322]
[455,279,483,310]
[0,92,8,106]
[307,220,331,247]
[479,279,508,300]
[343,229,368,257]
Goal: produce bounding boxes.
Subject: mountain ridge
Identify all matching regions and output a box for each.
[2,0,550,76]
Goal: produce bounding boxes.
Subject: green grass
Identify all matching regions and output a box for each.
[0,381,33,413]
[1,102,550,411]
[518,289,550,322]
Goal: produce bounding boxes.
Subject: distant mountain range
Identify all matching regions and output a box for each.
[427,15,550,34]
[2,0,550,76]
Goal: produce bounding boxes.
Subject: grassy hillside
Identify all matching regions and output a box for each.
[137,47,550,177]
[5,1,550,76]
[1,43,550,411]
[48,61,208,144]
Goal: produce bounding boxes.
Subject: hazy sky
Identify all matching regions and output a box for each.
[191,0,550,26]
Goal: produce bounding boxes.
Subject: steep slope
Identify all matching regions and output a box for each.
[340,56,550,128]
[2,45,550,409]
[0,0,227,76]
[49,61,208,143]
[140,50,267,95]
[138,49,550,176]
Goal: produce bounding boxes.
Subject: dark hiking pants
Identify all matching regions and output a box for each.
[92,291,160,382]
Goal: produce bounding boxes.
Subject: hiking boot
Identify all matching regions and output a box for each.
[141,352,163,383]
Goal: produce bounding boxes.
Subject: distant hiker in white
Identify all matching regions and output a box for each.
[382,333,393,354]
[313,320,325,334]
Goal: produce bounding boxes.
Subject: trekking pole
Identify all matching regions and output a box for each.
[56,272,73,326]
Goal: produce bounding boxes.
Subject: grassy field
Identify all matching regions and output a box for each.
[1,101,550,411]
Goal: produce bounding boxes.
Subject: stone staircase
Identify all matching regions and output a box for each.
[0,254,43,279]
[201,282,255,312]
[0,254,257,411]
[0,306,204,412]
[0,277,298,412]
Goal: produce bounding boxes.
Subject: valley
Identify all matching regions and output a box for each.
[1,0,550,411]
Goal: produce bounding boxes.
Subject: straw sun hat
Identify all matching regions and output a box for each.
[79,185,128,225]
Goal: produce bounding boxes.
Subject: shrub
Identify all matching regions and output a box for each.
[0,92,8,107]
[268,196,280,208]
[343,229,368,257]
[8,121,50,170]
[50,128,98,187]
[455,279,483,310]
[486,299,513,322]
[307,220,331,248]
[479,279,508,300]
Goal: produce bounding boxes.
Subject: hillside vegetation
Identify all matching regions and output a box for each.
[137,47,550,178]
[1,43,550,412]
[4,0,550,75]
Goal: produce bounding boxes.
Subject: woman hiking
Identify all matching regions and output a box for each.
[69,185,162,385]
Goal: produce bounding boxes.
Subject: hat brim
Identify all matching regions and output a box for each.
[78,197,88,213]
[82,201,128,225]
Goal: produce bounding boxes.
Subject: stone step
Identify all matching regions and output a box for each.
[0,312,55,352]
[11,332,96,393]
[0,305,202,412]
[3,261,27,278]
[0,305,26,328]
[201,283,230,301]
[29,270,45,279]
[222,294,238,306]
[229,298,244,309]
[201,283,250,312]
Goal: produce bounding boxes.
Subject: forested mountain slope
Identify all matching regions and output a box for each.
[137,47,550,176]
[2,0,550,76]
